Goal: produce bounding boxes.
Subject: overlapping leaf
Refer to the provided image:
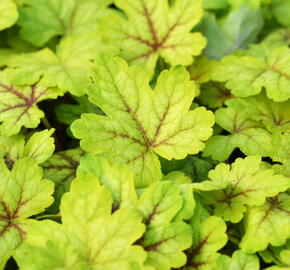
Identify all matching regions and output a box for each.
[0,157,54,267]
[6,34,114,96]
[16,175,146,269]
[183,216,227,269]
[42,148,84,213]
[241,193,290,252]
[205,156,290,222]
[203,106,273,161]
[18,0,112,46]
[101,0,206,74]
[71,54,214,187]
[213,46,290,101]
[0,72,62,136]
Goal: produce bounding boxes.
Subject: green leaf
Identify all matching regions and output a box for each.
[203,106,273,161]
[261,28,290,48]
[271,0,290,26]
[0,72,62,136]
[213,46,290,101]
[0,0,18,31]
[137,181,192,269]
[1,129,55,168]
[0,157,54,267]
[42,148,84,213]
[18,0,112,46]
[101,0,206,75]
[71,55,214,188]
[55,95,103,126]
[77,154,138,210]
[205,156,290,223]
[201,6,263,59]
[6,33,114,96]
[16,174,146,269]
[226,93,290,132]
[241,193,290,252]
[214,250,260,270]
[184,216,227,269]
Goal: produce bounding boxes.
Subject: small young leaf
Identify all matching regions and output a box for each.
[0,72,62,136]
[71,55,214,188]
[101,0,206,75]
[206,156,290,223]
[241,193,290,252]
[0,157,54,266]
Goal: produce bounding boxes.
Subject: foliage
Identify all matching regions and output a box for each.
[0,0,290,269]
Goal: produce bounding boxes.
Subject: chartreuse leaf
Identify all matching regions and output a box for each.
[0,157,54,267]
[18,0,112,46]
[261,28,290,47]
[203,106,273,161]
[0,72,62,136]
[240,193,290,253]
[271,0,290,27]
[183,216,227,269]
[101,0,206,75]
[227,93,290,132]
[137,181,192,269]
[1,129,55,169]
[78,155,194,269]
[16,174,146,270]
[77,154,138,210]
[6,33,115,96]
[205,156,290,223]
[214,250,260,270]
[0,0,18,31]
[71,55,214,188]
[42,148,84,213]
[213,46,290,101]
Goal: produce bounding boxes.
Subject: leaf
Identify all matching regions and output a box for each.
[6,33,115,96]
[77,154,138,210]
[18,0,112,46]
[199,82,233,109]
[201,6,263,59]
[214,250,260,270]
[0,0,18,31]
[183,216,227,270]
[137,181,192,269]
[71,54,214,188]
[55,95,103,126]
[261,28,290,48]
[205,156,290,223]
[16,174,146,270]
[1,129,55,169]
[42,148,84,213]
[101,0,206,75]
[271,0,290,27]
[226,93,290,132]
[0,157,54,267]
[213,46,290,101]
[203,106,273,161]
[0,72,62,136]
[240,193,290,252]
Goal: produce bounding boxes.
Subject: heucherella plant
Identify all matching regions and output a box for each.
[1,0,290,269]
